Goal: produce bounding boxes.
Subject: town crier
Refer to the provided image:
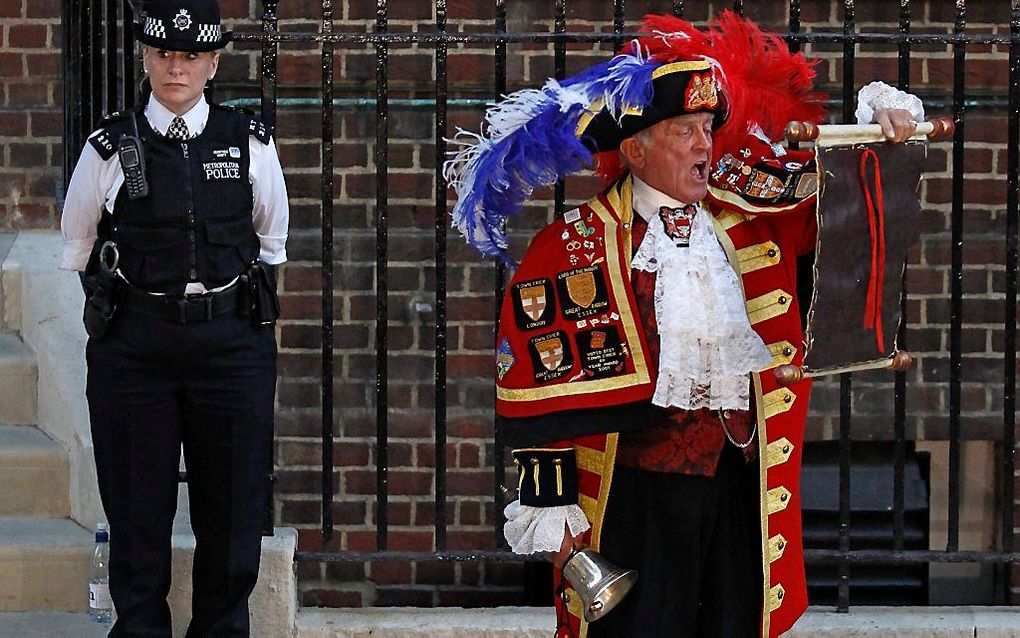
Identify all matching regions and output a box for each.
[446,12,923,638]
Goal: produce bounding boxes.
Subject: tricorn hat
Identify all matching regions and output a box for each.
[134,0,232,52]
[444,11,825,265]
[576,59,727,154]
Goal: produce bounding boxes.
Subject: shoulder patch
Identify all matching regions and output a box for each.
[86,107,142,160]
[247,116,271,145]
[87,128,118,161]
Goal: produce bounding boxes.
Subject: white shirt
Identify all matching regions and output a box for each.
[629,176,772,411]
[60,95,290,292]
[630,174,689,225]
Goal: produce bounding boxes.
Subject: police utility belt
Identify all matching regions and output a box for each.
[82,242,280,338]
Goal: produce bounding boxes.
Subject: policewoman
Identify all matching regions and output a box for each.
[60,0,288,634]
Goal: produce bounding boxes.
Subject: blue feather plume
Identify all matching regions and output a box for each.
[444,50,660,264]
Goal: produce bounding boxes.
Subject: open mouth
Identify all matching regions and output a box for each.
[692,160,708,180]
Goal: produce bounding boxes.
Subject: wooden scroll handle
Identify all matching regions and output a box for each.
[773,351,914,388]
[784,118,955,144]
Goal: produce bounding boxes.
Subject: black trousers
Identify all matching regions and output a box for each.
[587,444,763,638]
[86,306,276,637]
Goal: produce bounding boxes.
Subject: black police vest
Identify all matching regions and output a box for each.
[97,105,261,294]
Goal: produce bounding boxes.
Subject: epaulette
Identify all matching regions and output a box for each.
[87,128,118,161]
[213,103,272,145]
[86,108,138,161]
[246,115,271,145]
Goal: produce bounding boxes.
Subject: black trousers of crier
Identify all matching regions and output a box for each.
[587,444,763,638]
[86,305,276,637]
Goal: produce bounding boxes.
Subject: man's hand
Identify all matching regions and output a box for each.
[873,108,918,143]
[548,523,585,569]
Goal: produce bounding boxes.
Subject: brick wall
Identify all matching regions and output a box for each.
[3,0,1016,606]
[0,0,62,229]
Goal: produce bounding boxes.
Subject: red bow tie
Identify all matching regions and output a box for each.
[658,205,697,246]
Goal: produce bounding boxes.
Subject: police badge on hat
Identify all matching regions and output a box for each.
[134,0,232,52]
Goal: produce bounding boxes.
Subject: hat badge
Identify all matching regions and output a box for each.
[684,72,719,111]
[173,8,193,31]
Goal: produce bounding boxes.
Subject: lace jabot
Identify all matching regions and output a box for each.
[631,178,773,411]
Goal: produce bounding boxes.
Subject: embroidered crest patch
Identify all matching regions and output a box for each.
[556,265,609,320]
[575,326,626,379]
[528,331,574,383]
[685,72,719,111]
[511,278,555,330]
[496,338,514,380]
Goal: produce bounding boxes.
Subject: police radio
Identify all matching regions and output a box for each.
[118,113,149,200]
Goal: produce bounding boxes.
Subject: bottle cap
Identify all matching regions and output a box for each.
[97,522,108,531]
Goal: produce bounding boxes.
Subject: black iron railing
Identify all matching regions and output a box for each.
[62,0,1020,612]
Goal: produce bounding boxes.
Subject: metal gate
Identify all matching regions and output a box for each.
[62,0,1019,611]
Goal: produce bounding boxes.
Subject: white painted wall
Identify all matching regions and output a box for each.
[2,231,104,528]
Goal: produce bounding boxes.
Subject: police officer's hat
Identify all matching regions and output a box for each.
[134,0,232,52]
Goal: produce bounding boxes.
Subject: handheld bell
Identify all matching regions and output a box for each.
[561,548,638,622]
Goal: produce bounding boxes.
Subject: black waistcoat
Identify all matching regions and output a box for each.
[103,106,259,294]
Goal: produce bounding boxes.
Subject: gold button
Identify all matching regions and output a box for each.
[767,249,777,258]
[783,347,793,356]
[622,222,631,229]
[777,590,784,599]
[780,493,788,502]
[782,445,790,453]
[778,295,788,305]
[783,394,792,403]
[530,458,539,465]
[552,458,562,466]
[778,541,786,549]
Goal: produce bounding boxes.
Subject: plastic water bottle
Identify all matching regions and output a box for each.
[89,522,112,624]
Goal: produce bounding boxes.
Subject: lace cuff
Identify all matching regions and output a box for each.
[503,499,591,555]
[856,81,925,125]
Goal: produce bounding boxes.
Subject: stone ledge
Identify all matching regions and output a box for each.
[294,606,1020,637]
[295,606,553,638]
[170,527,298,638]
[2,604,1018,636]
[788,606,1020,637]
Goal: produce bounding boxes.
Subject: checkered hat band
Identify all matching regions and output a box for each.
[144,17,166,39]
[195,24,222,42]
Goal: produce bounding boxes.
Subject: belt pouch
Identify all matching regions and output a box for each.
[82,270,122,338]
[249,262,280,325]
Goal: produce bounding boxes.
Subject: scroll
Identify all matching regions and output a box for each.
[774,118,954,386]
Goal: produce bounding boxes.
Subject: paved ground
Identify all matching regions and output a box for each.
[0,612,109,637]
[2,604,1020,636]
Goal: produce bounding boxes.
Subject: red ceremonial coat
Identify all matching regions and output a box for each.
[496,138,819,636]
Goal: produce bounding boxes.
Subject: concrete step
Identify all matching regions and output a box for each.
[0,335,37,425]
[0,426,70,517]
[0,517,93,612]
[0,611,110,637]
